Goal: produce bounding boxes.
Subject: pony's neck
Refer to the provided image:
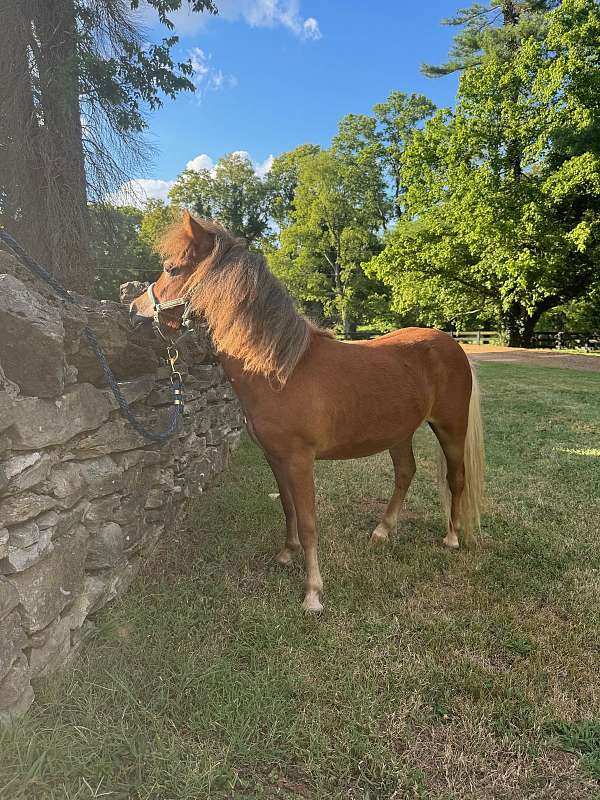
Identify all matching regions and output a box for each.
[217,350,279,403]
[188,242,312,385]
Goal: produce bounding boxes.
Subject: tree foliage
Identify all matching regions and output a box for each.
[268,149,391,335]
[369,0,600,345]
[138,200,180,252]
[269,144,321,228]
[170,153,274,245]
[421,0,559,76]
[90,204,161,300]
[266,93,434,333]
[372,92,436,213]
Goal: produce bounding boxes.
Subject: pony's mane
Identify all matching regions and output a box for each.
[159,218,331,385]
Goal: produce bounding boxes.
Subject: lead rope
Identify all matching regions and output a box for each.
[0,229,184,443]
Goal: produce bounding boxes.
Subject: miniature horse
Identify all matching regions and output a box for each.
[130,211,484,611]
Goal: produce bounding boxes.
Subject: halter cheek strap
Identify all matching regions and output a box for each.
[146,283,194,340]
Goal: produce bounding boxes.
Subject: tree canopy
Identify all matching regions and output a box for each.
[170,153,274,245]
[421,0,559,76]
[369,0,600,345]
[90,205,161,300]
[64,0,600,343]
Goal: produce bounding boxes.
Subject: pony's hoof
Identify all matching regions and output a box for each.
[275,548,293,565]
[302,593,323,613]
[443,533,460,549]
[369,525,389,545]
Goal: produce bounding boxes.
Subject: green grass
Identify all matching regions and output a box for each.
[2,363,600,799]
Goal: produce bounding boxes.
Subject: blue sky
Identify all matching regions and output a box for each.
[117,0,461,203]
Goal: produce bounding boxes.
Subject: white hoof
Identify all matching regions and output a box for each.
[443,532,460,549]
[302,592,323,613]
[369,524,389,545]
[275,548,294,565]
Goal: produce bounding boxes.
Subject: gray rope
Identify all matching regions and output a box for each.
[0,229,183,443]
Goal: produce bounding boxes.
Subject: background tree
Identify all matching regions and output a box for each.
[368,0,600,346]
[170,153,274,245]
[269,144,321,228]
[269,148,390,336]
[372,92,436,215]
[421,0,559,77]
[138,200,180,252]
[90,205,161,300]
[0,0,216,292]
[332,113,391,230]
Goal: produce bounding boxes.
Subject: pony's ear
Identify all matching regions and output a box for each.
[182,209,213,246]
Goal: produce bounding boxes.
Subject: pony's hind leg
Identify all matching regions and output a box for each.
[267,457,300,565]
[369,437,416,545]
[431,423,466,549]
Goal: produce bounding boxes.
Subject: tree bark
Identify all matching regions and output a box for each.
[500,297,561,348]
[0,1,51,266]
[521,315,540,348]
[33,0,94,292]
[0,1,93,292]
[499,302,525,347]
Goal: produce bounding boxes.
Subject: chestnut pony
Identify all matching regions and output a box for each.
[130,211,484,612]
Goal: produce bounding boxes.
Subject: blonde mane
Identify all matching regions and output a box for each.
[159,218,329,385]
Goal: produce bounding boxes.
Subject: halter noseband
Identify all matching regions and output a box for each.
[146,283,194,341]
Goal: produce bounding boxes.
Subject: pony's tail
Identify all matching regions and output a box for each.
[437,368,485,546]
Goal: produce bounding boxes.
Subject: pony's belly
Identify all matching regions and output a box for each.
[315,402,425,460]
[317,437,408,460]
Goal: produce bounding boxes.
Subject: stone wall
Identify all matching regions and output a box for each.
[0,253,243,719]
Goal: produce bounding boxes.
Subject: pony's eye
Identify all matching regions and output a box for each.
[165,265,181,277]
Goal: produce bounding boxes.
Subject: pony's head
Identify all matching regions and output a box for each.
[129,210,221,335]
[130,210,319,384]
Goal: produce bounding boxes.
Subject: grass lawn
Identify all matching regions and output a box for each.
[2,363,600,800]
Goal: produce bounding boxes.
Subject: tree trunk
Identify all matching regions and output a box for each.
[0,1,93,292]
[342,313,355,339]
[521,315,539,349]
[499,302,524,347]
[0,1,51,266]
[33,0,94,292]
[521,295,565,348]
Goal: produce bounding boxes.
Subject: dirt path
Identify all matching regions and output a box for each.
[462,344,600,372]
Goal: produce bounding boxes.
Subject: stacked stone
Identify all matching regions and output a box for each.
[0,255,243,719]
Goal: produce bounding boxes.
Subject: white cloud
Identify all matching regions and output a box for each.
[107,178,175,208]
[109,151,274,207]
[218,1,322,40]
[302,17,321,40]
[228,151,274,177]
[254,154,275,177]
[189,47,210,83]
[188,47,237,101]
[185,153,214,172]
[137,0,321,40]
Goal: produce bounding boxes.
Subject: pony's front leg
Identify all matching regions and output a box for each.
[270,451,323,612]
[267,457,300,565]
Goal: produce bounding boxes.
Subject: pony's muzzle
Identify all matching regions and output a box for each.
[129,302,151,330]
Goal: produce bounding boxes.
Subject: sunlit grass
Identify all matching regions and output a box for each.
[1,363,600,799]
[556,447,600,457]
